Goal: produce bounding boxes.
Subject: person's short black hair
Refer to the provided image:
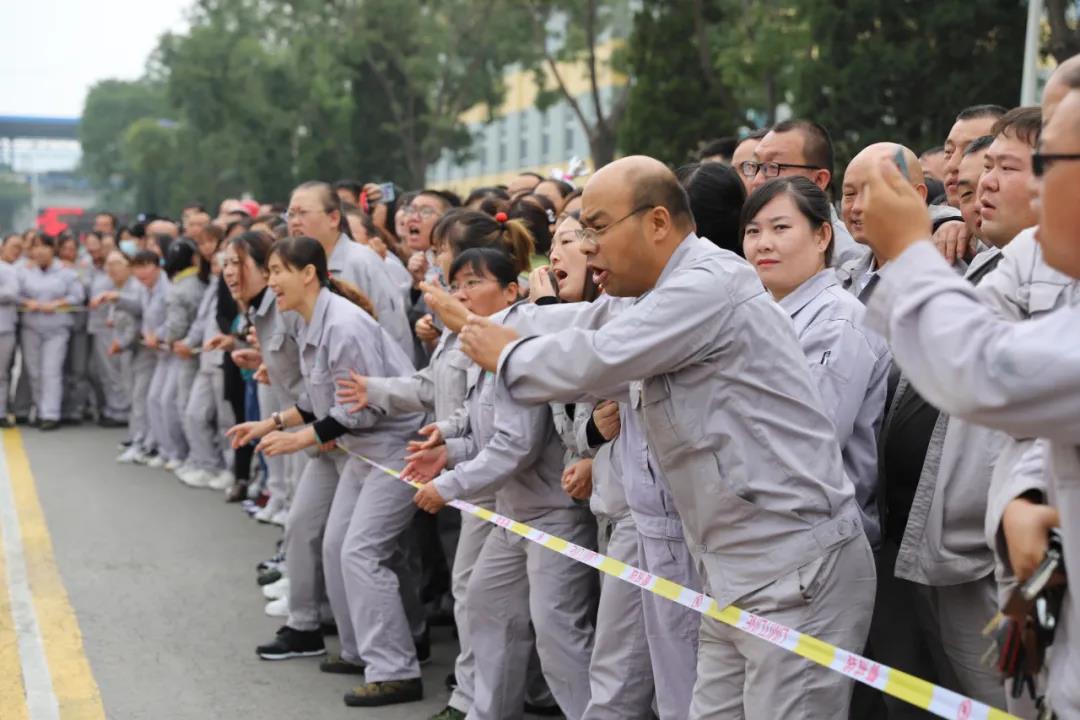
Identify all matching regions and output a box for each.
[956,104,1008,122]
[131,250,160,266]
[770,119,834,178]
[181,202,207,213]
[535,178,576,198]
[464,186,510,207]
[698,137,739,162]
[990,106,1041,147]
[676,162,746,255]
[743,127,770,142]
[94,211,119,229]
[418,189,457,212]
[962,135,994,158]
[920,145,944,157]
[741,176,835,265]
[333,179,364,199]
[518,171,545,181]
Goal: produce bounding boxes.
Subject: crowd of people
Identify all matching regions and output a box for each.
[1,52,1078,720]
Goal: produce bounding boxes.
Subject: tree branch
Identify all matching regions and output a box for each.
[585,0,604,124]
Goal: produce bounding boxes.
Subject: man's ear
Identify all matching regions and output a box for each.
[812,169,832,194]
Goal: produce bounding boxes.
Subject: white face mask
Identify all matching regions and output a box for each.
[119,239,138,257]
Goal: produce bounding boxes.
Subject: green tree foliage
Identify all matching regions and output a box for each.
[0,173,32,232]
[79,79,169,186]
[791,0,1027,169]
[618,0,740,165]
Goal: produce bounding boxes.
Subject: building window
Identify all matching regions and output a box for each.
[541,110,551,162]
[519,113,529,166]
[499,119,508,169]
[564,109,577,156]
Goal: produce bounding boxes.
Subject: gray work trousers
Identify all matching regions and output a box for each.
[11,350,31,418]
[285,451,345,632]
[147,354,188,462]
[688,535,876,720]
[0,332,15,416]
[130,347,155,448]
[323,457,421,682]
[467,514,598,720]
[639,533,701,720]
[868,538,1006,719]
[20,327,69,422]
[183,368,231,472]
[90,333,129,421]
[61,326,90,421]
[582,516,656,720]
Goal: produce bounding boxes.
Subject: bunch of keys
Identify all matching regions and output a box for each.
[982,529,1065,708]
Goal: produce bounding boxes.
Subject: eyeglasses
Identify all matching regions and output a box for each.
[448,278,497,293]
[1031,151,1080,178]
[284,207,326,221]
[403,205,441,220]
[575,206,652,247]
[739,160,822,178]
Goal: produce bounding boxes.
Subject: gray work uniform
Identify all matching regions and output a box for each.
[142,273,171,454]
[619,406,700,720]
[327,234,414,362]
[434,360,597,720]
[866,239,1080,719]
[779,268,890,548]
[182,278,231,472]
[162,271,206,460]
[61,259,93,421]
[498,233,875,720]
[0,261,18,416]
[114,278,147,445]
[582,432,657,720]
[87,269,130,422]
[296,288,424,681]
[18,260,84,422]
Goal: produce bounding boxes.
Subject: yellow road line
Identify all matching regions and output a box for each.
[0,467,30,720]
[3,430,105,720]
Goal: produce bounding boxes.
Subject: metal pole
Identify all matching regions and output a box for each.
[1021,0,1044,105]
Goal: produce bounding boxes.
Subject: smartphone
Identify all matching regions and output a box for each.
[893,147,909,177]
[379,182,396,204]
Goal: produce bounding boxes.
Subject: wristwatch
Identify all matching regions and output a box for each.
[272,411,285,431]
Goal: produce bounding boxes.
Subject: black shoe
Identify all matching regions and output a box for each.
[60,417,82,426]
[257,551,285,572]
[0,417,13,429]
[256,626,325,660]
[39,420,60,431]
[444,672,457,691]
[343,678,423,707]
[98,417,128,428]
[321,621,338,637]
[226,481,249,503]
[431,706,467,720]
[257,569,283,586]
[414,628,431,666]
[319,655,365,674]
[524,701,564,717]
[14,416,30,425]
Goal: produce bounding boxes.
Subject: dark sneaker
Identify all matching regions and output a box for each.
[343,678,423,707]
[321,621,338,637]
[319,655,365,674]
[98,417,128,428]
[0,417,14,429]
[444,672,457,690]
[256,626,325,660]
[431,706,467,720]
[414,628,431,666]
[226,481,250,503]
[39,420,60,431]
[524,701,564,717]
[257,569,283,586]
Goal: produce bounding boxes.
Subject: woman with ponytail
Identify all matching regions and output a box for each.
[228,236,426,709]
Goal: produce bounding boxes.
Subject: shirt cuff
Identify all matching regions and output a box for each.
[585,416,606,448]
[296,405,317,423]
[444,437,472,469]
[433,472,465,503]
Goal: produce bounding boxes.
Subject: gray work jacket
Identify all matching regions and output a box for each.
[17,260,84,333]
[498,233,863,608]
[779,269,890,549]
[0,261,17,334]
[251,289,305,404]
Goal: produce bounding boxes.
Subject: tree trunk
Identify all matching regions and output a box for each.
[589,125,618,169]
[1046,0,1080,64]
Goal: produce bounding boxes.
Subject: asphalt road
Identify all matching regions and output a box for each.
[20,425,463,720]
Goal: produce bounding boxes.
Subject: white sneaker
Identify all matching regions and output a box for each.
[270,510,288,527]
[265,596,289,618]
[117,446,143,464]
[164,458,183,472]
[254,505,276,524]
[208,469,234,491]
[178,468,212,488]
[173,461,193,478]
[145,455,166,469]
[262,577,290,600]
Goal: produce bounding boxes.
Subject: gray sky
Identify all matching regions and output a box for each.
[1,0,192,118]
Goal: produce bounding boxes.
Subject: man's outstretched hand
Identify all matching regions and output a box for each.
[459,315,520,373]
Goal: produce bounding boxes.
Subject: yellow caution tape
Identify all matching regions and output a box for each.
[348,451,1019,720]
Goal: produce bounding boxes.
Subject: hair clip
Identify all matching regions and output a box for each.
[494,212,508,223]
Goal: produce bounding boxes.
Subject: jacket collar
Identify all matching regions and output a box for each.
[327,233,351,274]
[778,268,837,317]
[301,287,333,349]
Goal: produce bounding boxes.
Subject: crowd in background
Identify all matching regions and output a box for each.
[0,52,1077,720]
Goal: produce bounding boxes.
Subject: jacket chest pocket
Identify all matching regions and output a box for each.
[1027,282,1067,317]
[635,379,682,453]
